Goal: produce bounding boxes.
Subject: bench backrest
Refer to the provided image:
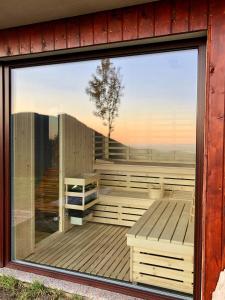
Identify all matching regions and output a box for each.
[95,162,195,193]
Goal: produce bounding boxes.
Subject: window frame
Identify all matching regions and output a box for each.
[0,38,206,300]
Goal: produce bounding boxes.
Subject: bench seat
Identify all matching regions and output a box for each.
[127,199,194,294]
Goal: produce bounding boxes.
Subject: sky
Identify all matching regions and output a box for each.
[11,49,198,152]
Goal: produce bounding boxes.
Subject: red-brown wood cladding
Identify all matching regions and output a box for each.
[93,12,107,45]
[108,9,123,43]
[54,20,67,50]
[207,2,225,300]
[172,1,189,33]
[138,3,154,38]
[190,0,208,31]
[123,7,138,41]
[1,0,225,299]
[66,19,80,49]
[30,24,42,53]
[0,0,209,57]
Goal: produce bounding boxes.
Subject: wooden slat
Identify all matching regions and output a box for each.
[19,27,31,55]
[52,225,111,268]
[31,224,92,263]
[111,248,129,279]
[121,214,140,221]
[172,0,189,34]
[91,217,135,227]
[84,230,125,274]
[69,226,120,270]
[116,253,130,280]
[90,228,126,275]
[148,201,176,241]
[0,31,7,57]
[54,20,67,50]
[79,15,94,46]
[137,201,169,239]
[108,9,123,43]
[133,273,193,294]
[41,22,54,52]
[104,246,129,278]
[159,201,185,242]
[127,201,160,237]
[93,12,108,44]
[138,3,154,38]
[93,204,118,212]
[184,220,195,246]
[190,0,208,31]
[7,29,20,56]
[93,211,117,219]
[133,252,193,271]
[66,18,80,48]
[133,262,193,283]
[154,0,172,36]
[172,202,191,244]
[122,7,138,41]
[30,24,42,53]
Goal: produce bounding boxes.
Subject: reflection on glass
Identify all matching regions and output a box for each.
[11,49,197,295]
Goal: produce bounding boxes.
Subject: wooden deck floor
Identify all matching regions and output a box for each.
[27,223,130,282]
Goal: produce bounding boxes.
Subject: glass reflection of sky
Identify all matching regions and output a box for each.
[11,49,198,152]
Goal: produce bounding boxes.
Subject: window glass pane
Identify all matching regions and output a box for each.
[11,49,197,296]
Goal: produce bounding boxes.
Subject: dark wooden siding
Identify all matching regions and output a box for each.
[0,0,208,57]
[1,1,225,300]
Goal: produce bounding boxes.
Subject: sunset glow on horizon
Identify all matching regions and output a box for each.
[11,49,198,152]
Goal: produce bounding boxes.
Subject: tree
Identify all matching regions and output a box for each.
[85,58,124,139]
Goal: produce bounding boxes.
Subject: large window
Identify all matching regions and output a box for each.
[11,48,198,296]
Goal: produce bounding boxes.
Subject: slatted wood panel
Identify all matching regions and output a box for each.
[27,223,130,282]
[127,200,194,294]
[95,162,195,193]
[91,192,154,227]
[92,189,192,227]
[0,1,208,57]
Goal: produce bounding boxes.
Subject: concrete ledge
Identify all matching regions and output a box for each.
[0,268,141,300]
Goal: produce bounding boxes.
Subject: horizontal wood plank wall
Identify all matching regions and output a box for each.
[0,0,208,57]
[2,0,225,300]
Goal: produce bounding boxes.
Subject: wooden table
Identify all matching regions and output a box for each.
[127,200,194,294]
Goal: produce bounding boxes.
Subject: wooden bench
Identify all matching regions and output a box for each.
[91,189,154,227]
[91,162,195,228]
[126,200,194,294]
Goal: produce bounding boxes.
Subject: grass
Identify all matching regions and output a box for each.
[0,275,84,300]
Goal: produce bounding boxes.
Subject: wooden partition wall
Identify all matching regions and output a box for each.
[12,113,35,259]
[1,1,225,299]
[59,114,94,232]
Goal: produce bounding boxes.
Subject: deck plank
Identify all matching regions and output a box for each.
[184,220,195,246]
[159,201,185,242]
[90,228,126,275]
[172,201,191,244]
[39,224,105,265]
[126,200,160,237]
[148,201,176,241]
[137,201,169,239]
[94,233,127,275]
[27,223,130,282]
